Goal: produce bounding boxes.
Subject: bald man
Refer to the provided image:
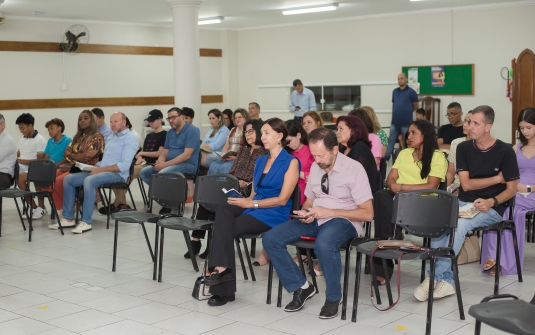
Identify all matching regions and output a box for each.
[385,73,419,161]
[50,112,138,234]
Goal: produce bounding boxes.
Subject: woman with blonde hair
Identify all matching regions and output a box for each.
[301,111,323,134]
[359,106,388,157]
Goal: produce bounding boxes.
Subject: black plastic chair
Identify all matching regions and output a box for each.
[154,174,239,281]
[353,190,464,335]
[110,172,187,272]
[99,159,137,229]
[379,157,387,189]
[526,211,535,243]
[0,162,26,236]
[468,293,535,335]
[0,160,63,241]
[473,197,522,295]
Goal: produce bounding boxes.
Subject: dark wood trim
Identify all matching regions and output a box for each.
[201,95,224,103]
[0,41,222,57]
[0,95,223,110]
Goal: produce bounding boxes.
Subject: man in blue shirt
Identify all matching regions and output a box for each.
[139,107,200,211]
[92,108,113,143]
[43,118,72,166]
[289,79,316,123]
[385,73,419,161]
[49,112,138,234]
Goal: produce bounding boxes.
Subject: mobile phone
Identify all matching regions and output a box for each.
[295,106,300,108]
[290,214,309,219]
[300,236,316,241]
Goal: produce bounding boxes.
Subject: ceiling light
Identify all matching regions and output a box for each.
[198,16,224,25]
[282,3,338,15]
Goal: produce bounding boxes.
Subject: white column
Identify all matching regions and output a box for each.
[166,0,203,129]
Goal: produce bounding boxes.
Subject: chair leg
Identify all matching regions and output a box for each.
[137,178,147,207]
[153,226,160,281]
[341,243,351,320]
[112,220,119,271]
[241,238,256,281]
[369,256,382,305]
[382,259,394,306]
[277,279,283,308]
[13,198,26,231]
[494,229,502,295]
[421,238,429,283]
[141,223,154,262]
[425,256,437,335]
[475,320,482,335]
[158,227,165,282]
[267,261,273,304]
[106,187,112,229]
[250,238,256,258]
[184,231,199,272]
[48,195,63,236]
[235,238,248,280]
[511,224,523,283]
[296,248,306,276]
[28,196,34,242]
[306,249,318,293]
[451,256,465,320]
[352,251,363,322]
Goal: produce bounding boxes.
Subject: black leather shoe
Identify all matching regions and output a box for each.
[319,298,341,319]
[207,294,235,306]
[199,247,210,259]
[98,204,115,215]
[159,207,172,215]
[284,283,315,312]
[204,268,235,286]
[184,240,202,259]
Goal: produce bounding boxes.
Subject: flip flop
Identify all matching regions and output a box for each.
[375,276,386,286]
[483,259,496,271]
[490,267,502,276]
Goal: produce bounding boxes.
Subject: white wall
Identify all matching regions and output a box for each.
[236,3,535,141]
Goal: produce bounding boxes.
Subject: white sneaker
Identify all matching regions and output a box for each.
[31,207,46,220]
[414,277,436,302]
[49,218,76,230]
[72,221,92,234]
[433,280,456,299]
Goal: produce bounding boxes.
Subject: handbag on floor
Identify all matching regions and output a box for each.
[192,259,212,301]
[457,234,480,265]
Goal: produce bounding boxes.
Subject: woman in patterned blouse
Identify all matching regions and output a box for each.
[52,110,104,210]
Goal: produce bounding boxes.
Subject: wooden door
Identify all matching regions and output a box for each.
[512,49,535,142]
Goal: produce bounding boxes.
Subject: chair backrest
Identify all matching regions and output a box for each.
[439,177,447,191]
[379,157,387,189]
[27,159,57,190]
[505,196,516,220]
[126,159,136,185]
[392,189,459,240]
[193,174,239,214]
[148,172,187,210]
[291,185,300,212]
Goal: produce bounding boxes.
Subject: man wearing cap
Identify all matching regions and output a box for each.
[99,109,168,214]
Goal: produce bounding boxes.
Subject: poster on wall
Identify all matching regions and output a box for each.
[431,66,445,87]
[408,68,418,84]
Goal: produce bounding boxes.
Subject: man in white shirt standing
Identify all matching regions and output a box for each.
[16,113,47,219]
[0,114,17,190]
[289,79,316,123]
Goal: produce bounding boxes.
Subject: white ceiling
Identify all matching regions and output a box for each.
[0,0,529,30]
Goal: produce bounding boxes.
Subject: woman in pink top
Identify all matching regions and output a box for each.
[285,120,315,205]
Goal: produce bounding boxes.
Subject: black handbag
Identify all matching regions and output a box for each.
[192,259,212,301]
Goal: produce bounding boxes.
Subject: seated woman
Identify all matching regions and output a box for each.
[373,120,447,283]
[186,119,268,259]
[49,110,104,219]
[302,111,323,134]
[201,109,230,169]
[222,109,235,130]
[349,108,382,167]
[481,107,535,276]
[204,118,299,306]
[336,116,380,194]
[360,106,388,157]
[446,111,472,192]
[207,108,250,176]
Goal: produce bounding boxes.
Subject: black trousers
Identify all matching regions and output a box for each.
[373,189,403,278]
[208,204,270,296]
[0,173,12,190]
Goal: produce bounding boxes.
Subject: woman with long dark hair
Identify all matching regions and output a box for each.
[222,109,235,130]
[480,107,535,276]
[373,120,448,283]
[285,120,314,205]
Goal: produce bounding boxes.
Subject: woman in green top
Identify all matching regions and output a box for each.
[373,120,448,283]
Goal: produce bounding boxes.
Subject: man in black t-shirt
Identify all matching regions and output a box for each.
[414,105,519,302]
[438,102,465,149]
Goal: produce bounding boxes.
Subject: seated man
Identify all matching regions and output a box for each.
[0,114,17,190]
[263,128,374,319]
[49,112,138,234]
[139,107,200,212]
[43,118,72,167]
[438,102,465,149]
[414,105,519,301]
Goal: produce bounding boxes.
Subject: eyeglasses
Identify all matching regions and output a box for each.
[321,173,329,194]
[166,115,179,122]
[445,111,460,118]
[244,129,255,135]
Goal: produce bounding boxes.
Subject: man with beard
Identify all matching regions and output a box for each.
[263,127,374,319]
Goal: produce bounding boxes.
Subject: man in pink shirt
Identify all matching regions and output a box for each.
[263,128,374,319]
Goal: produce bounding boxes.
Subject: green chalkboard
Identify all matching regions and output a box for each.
[402,64,474,95]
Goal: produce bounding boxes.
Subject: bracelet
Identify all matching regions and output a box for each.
[253,200,259,209]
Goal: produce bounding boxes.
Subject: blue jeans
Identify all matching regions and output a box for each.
[428,200,502,284]
[202,152,219,169]
[207,159,234,175]
[139,163,197,184]
[63,172,124,224]
[385,124,409,161]
[263,218,357,301]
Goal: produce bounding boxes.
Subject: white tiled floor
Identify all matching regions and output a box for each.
[0,183,532,334]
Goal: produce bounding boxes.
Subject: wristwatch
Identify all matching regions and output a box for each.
[253,200,259,209]
[527,185,532,193]
[492,197,499,208]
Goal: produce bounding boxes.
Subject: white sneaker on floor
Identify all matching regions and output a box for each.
[49,218,76,230]
[72,221,92,234]
[31,207,46,220]
[414,277,436,302]
[433,280,456,299]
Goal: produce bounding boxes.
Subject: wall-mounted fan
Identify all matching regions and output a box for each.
[59,24,90,54]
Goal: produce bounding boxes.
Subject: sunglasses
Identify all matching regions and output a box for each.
[321,173,329,194]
